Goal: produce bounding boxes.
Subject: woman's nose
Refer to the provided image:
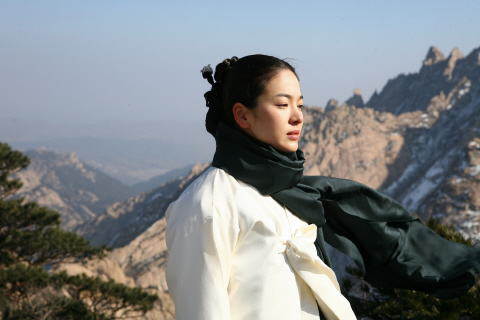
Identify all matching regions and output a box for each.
[290,105,303,125]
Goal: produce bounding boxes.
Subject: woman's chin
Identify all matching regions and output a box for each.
[275,142,299,153]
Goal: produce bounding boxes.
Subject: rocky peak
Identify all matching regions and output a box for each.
[366,46,479,115]
[448,47,464,61]
[324,99,339,112]
[344,88,365,108]
[444,47,464,80]
[423,46,446,66]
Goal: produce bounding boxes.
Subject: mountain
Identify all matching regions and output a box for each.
[75,163,210,247]
[3,119,215,185]
[366,46,479,115]
[13,149,136,230]
[11,136,214,185]
[131,164,193,194]
[300,46,480,249]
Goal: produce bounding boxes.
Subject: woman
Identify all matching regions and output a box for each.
[165,55,480,320]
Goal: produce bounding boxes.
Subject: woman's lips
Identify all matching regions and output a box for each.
[287,130,300,140]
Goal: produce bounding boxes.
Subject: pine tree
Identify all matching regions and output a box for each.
[341,215,480,320]
[0,143,158,319]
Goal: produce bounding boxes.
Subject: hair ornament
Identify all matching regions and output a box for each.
[201,64,214,85]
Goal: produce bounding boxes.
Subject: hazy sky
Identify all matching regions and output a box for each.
[2,0,480,126]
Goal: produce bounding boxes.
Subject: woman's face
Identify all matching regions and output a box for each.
[237,69,304,153]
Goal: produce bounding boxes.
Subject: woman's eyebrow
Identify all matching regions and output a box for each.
[275,93,304,99]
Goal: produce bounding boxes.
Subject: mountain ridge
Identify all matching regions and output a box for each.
[365,45,480,115]
[13,149,137,230]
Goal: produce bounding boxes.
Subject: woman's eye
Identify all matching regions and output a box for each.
[298,105,304,109]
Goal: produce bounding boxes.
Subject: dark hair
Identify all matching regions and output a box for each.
[201,54,298,137]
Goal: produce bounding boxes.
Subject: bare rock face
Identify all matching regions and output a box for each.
[13,149,135,230]
[109,217,173,319]
[300,106,421,189]
[58,218,173,319]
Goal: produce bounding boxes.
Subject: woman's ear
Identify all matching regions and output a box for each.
[232,103,251,129]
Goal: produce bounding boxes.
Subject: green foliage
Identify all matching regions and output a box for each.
[55,273,159,318]
[341,215,480,319]
[0,264,50,305]
[0,143,30,200]
[0,143,158,319]
[2,288,97,320]
[0,198,108,268]
[0,266,159,319]
[425,216,473,247]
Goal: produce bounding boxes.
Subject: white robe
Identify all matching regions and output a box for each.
[165,167,355,320]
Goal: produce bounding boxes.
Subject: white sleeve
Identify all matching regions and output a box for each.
[165,172,239,320]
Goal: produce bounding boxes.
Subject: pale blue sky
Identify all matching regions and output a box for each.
[1,0,479,125]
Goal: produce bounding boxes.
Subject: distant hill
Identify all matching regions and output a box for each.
[11,137,214,185]
[13,149,137,230]
[3,119,215,185]
[131,164,193,194]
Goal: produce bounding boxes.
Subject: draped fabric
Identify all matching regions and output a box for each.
[279,224,356,319]
[212,122,480,300]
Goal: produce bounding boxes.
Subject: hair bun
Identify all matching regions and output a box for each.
[214,56,238,83]
[202,56,239,137]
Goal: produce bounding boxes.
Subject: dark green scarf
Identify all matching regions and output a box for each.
[212,122,480,300]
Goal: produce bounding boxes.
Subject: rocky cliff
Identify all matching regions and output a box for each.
[58,218,174,320]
